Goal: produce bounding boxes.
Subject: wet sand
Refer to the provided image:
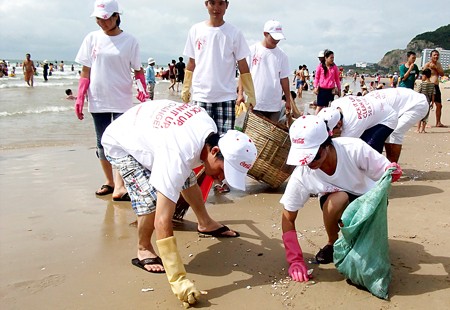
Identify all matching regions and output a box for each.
[0,86,449,309]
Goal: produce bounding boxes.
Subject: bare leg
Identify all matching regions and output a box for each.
[322,192,350,245]
[315,106,323,115]
[96,159,115,194]
[435,103,447,127]
[384,143,402,163]
[112,169,127,198]
[181,184,237,236]
[136,213,164,272]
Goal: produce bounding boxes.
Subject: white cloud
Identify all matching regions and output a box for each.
[0,0,449,71]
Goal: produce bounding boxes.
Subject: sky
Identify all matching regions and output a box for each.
[0,0,449,70]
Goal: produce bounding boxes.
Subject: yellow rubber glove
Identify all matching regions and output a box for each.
[157,236,201,307]
[181,70,193,103]
[240,73,256,110]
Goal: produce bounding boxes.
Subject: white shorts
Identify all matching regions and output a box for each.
[387,98,428,144]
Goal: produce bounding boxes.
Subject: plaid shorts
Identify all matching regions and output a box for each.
[194,100,235,134]
[106,155,197,216]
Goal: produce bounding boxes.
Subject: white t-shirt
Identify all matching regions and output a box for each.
[75,30,142,113]
[365,88,428,117]
[102,100,217,203]
[183,21,250,103]
[331,95,398,137]
[280,137,390,212]
[248,42,290,112]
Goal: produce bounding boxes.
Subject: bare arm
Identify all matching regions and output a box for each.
[154,192,177,240]
[186,57,196,72]
[281,77,291,112]
[282,209,298,233]
[236,58,250,104]
[80,66,91,79]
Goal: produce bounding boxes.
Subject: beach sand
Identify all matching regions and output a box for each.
[1,86,449,309]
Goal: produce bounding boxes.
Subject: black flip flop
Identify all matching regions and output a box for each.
[131,257,165,274]
[113,193,131,201]
[197,225,240,238]
[95,184,114,196]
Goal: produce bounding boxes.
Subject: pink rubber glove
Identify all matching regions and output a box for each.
[135,72,149,102]
[75,77,90,120]
[386,162,402,183]
[282,230,310,282]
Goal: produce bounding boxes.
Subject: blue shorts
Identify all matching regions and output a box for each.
[107,155,197,216]
[92,112,123,160]
[360,124,394,153]
[296,80,304,89]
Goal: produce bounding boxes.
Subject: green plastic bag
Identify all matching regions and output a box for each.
[333,169,394,299]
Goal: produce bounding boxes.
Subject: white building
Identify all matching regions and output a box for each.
[421,48,450,69]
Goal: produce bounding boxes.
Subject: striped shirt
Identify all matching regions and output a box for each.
[416,81,435,104]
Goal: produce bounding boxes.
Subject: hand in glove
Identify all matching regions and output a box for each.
[135,72,149,102]
[156,236,201,307]
[75,77,90,120]
[181,70,193,103]
[282,230,311,282]
[240,73,256,110]
[386,162,402,182]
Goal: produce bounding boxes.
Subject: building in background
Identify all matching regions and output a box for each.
[421,48,450,69]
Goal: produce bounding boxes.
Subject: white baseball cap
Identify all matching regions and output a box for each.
[218,130,257,191]
[263,20,286,40]
[318,50,325,58]
[317,107,341,130]
[91,0,119,19]
[287,115,329,166]
[148,57,155,65]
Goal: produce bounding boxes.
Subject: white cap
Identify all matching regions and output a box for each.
[287,115,329,166]
[317,107,341,131]
[91,0,119,19]
[263,20,286,40]
[148,57,155,65]
[218,130,257,191]
[318,50,325,58]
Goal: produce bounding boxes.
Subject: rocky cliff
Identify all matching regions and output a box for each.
[378,24,449,70]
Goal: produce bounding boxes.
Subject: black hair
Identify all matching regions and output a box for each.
[430,49,439,56]
[406,51,416,58]
[422,68,432,78]
[65,89,72,95]
[112,13,121,27]
[282,90,297,101]
[205,132,224,160]
[179,56,183,61]
[321,49,334,76]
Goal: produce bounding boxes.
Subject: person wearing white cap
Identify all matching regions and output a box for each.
[102,99,257,307]
[317,95,398,153]
[365,87,429,163]
[74,0,149,199]
[280,115,402,280]
[240,19,291,122]
[145,57,156,100]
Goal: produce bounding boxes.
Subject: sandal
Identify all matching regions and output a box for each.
[213,183,230,194]
[95,184,114,196]
[315,244,334,264]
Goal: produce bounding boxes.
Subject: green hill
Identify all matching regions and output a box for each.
[412,24,450,50]
[378,24,450,71]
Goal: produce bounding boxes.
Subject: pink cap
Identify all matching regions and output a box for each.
[218,130,257,191]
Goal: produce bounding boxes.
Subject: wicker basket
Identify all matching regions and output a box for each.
[242,112,294,188]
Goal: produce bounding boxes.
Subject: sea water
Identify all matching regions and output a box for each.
[0,63,321,150]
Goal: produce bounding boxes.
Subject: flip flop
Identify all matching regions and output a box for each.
[113,193,131,201]
[197,225,240,238]
[95,184,114,196]
[131,257,165,274]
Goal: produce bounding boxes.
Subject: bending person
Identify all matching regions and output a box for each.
[280,115,401,281]
[102,99,257,307]
[366,88,429,163]
[317,95,398,153]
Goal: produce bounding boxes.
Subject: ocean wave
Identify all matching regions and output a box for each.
[0,106,73,117]
[0,81,76,89]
